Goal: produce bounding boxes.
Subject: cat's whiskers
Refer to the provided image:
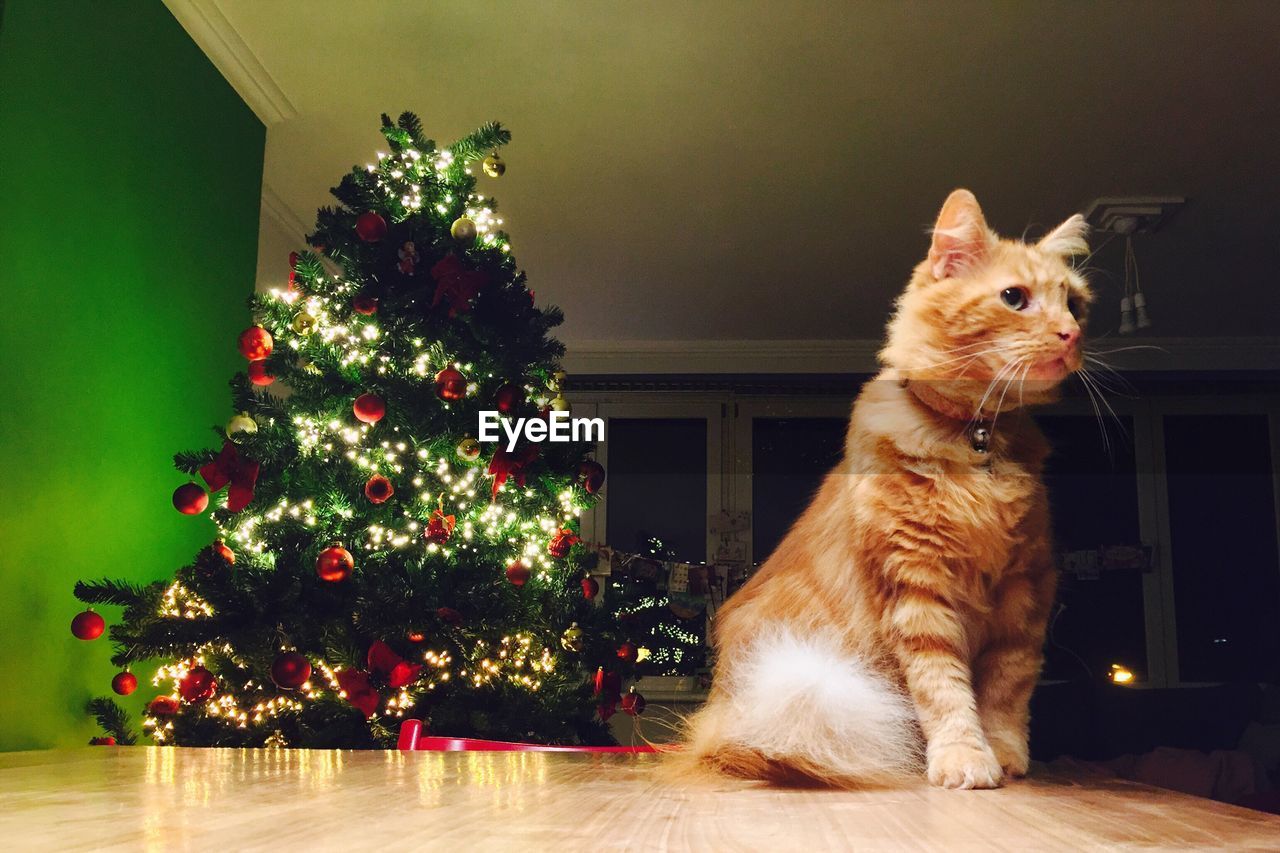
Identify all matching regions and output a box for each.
[1075,364,1129,459]
[1086,343,1170,357]
[972,357,1025,429]
[1015,359,1035,411]
[986,357,1032,439]
[1081,354,1136,397]
[1075,368,1112,457]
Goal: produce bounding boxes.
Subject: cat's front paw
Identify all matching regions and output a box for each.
[986,731,1030,778]
[927,742,1004,790]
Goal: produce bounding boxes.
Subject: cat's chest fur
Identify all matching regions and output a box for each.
[933,453,1043,581]
[849,388,1049,602]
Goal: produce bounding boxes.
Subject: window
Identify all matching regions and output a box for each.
[750,416,846,563]
[1036,415,1147,681]
[605,418,710,561]
[1163,414,1280,682]
[578,386,1280,688]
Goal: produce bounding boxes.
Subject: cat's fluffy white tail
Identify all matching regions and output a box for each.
[672,628,922,787]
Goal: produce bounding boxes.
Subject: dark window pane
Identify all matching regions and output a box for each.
[752,418,846,563]
[1164,414,1280,682]
[1036,415,1147,682]
[605,418,708,562]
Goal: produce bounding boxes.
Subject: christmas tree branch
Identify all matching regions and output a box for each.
[86,698,138,745]
[447,122,511,163]
[74,578,148,609]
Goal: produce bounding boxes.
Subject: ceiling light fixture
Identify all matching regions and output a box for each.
[1083,197,1186,334]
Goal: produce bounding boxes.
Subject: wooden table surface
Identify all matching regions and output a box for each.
[1,748,1277,851]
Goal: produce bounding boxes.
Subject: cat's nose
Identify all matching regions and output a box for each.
[1057,328,1081,347]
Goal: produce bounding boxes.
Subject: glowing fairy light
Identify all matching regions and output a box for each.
[159,583,213,619]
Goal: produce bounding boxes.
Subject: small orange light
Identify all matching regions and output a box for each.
[1108,664,1135,685]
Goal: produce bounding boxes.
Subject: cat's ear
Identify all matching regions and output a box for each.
[928,189,992,280]
[1038,213,1089,257]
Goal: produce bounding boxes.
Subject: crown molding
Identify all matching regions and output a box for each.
[259,183,310,242]
[562,337,1280,375]
[164,0,297,125]
[562,339,882,375]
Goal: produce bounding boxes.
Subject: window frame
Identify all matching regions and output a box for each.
[573,385,1280,689]
[576,395,728,565]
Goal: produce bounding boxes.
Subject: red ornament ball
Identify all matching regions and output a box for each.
[112,671,138,696]
[90,736,117,746]
[71,610,105,640]
[621,690,646,716]
[505,561,531,587]
[364,474,394,504]
[493,382,524,414]
[581,576,600,600]
[578,460,606,495]
[172,482,208,515]
[238,326,273,360]
[352,294,378,315]
[436,606,463,626]
[434,365,467,402]
[355,211,388,242]
[270,652,312,689]
[247,359,275,386]
[353,392,386,424]
[179,666,217,703]
[316,545,354,582]
[617,642,638,663]
[147,695,180,716]
[213,539,235,565]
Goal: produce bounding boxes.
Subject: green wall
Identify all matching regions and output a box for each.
[0,0,265,750]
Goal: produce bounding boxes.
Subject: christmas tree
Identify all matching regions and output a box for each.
[72,112,631,748]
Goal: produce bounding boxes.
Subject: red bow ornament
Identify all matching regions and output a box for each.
[336,668,380,718]
[199,441,260,512]
[548,528,580,559]
[430,254,488,317]
[368,640,422,689]
[487,443,540,499]
[423,508,456,544]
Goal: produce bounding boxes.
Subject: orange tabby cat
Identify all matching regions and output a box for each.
[677,190,1090,789]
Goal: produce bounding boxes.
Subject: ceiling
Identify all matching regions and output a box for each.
[188,0,1280,350]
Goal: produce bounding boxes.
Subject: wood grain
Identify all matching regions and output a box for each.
[1,748,1276,851]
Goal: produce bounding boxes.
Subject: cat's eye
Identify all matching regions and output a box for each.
[1000,286,1029,310]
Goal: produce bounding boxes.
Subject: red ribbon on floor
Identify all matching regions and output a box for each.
[199,441,259,512]
[396,719,656,753]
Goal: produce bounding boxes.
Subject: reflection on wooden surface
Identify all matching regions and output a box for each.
[1,748,1277,850]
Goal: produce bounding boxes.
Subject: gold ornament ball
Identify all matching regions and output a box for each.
[450,216,478,244]
[560,623,584,653]
[550,394,570,412]
[226,413,257,439]
[456,437,482,461]
[482,154,506,178]
[292,312,317,334]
